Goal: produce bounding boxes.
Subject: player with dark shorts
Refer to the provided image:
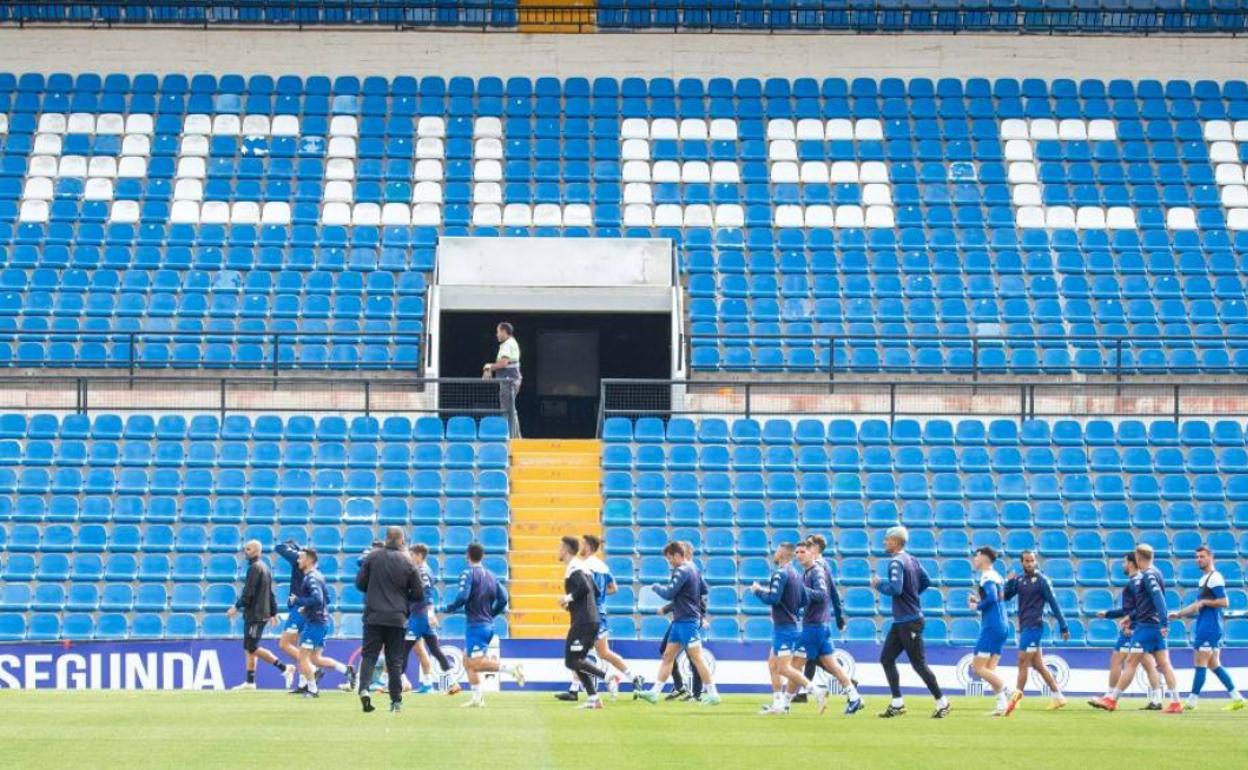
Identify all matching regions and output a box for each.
[228,539,293,690]
[558,536,609,710]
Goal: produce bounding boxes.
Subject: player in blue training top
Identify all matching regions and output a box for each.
[874,526,949,718]
[1090,544,1183,713]
[638,541,720,706]
[1002,550,1070,713]
[793,538,864,715]
[557,534,645,702]
[289,547,355,697]
[1170,546,1245,711]
[403,543,459,695]
[274,539,313,691]
[441,542,525,707]
[1097,552,1163,710]
[749,542,814,715]
[967,546,1014,716]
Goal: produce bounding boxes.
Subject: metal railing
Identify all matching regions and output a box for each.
[0,374,506,419]
[598,377,1248,433]
[689,333,1248,381]
[0,330,422,380]
[2,1,1244,35]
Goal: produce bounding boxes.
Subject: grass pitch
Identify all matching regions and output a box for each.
[0,690,1244,769]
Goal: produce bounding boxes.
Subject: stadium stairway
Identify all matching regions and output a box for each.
[518,0,596,32]
[507,438,602,637]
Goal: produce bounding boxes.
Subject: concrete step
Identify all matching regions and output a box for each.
[510,478,599,495]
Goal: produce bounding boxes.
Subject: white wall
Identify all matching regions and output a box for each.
[0,29,1246,81]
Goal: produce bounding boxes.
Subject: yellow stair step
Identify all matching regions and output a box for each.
[511,493,601,509]
[508,464,599,479]
[510,454,599,469]
[510,520,601,536]
[510,610,570,627]
[510,626,568,639]
[510,578,565,595]
[513,438,601,452]
[510,478,599,495]
[509,593,563,610]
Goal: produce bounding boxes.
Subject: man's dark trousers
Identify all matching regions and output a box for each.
[360,624,408,703]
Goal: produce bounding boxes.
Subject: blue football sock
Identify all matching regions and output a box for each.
[1192,667,1207,695]
[1212,666,1237,693]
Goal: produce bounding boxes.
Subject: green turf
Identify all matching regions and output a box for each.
[0,691,1244,769]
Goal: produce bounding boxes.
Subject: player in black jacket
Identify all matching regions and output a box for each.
[559,536,609,710]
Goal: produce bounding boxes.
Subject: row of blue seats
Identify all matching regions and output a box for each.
[602,497,1248,531]
[0,3,519,27]
[0,442,507,470]
[0,244,434,270]
[602,553,1246,588]
[0,413,510,441]
[3,74,1245,101]
[0,269,429,295]
[599,1,1248,32]
[0,613,504,643]
[695,276,1248,300]
[0,467,509,497]
[0,496,512,525]
[605,443,1248,475]
[603,417,1248,446]
[690,343,1248,373]
[0,552,508,584]
[0,571,507,613]
[0,523,509,555]
[604,583,1248,617]
[0,343,420,370]
[598,523,1248,557]
[0,293,427,319]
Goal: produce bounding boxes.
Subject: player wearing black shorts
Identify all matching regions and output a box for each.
[558,536,608,710]
[228,539,292,689]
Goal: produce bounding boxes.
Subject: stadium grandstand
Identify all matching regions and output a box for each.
[0,6,1245,766]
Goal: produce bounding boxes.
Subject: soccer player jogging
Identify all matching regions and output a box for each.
[1090,544,1183,713]
[404,544,457,694]
[275,539,313,691]
[228,539,293,690]
[1097,552,1163,709]
[1000,550,1070,713]
[289,547,355,698]
[793,539,864,715]
[873,526,950,718]
[558,535,645,701]
[442,543,526,707]
[638,541,720,706]
[558,536,611,710]
[1170,546,1245,711]
[750,542,813,715]
[966,547,1015,716]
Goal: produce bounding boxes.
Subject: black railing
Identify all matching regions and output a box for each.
[690,333,1248,381]
[0,374,506,419]
[0,330,422,380]
[1,2,1244,35]
[597,377,1248,433]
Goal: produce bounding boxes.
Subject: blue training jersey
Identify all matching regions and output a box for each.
[802,562,832,626]
[819,558,845,628]
[1104,579,1138,621]
[1003,570,1068,633]
[294,568,330,625]
[652,562,706,622]
[274,541,305,607]
[753,562,803,626]
[1196,570,1227,637]
[444,563,508,625]
[1128,566,1168,627]
[977,568,1009,634]
[876,551,930,624]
